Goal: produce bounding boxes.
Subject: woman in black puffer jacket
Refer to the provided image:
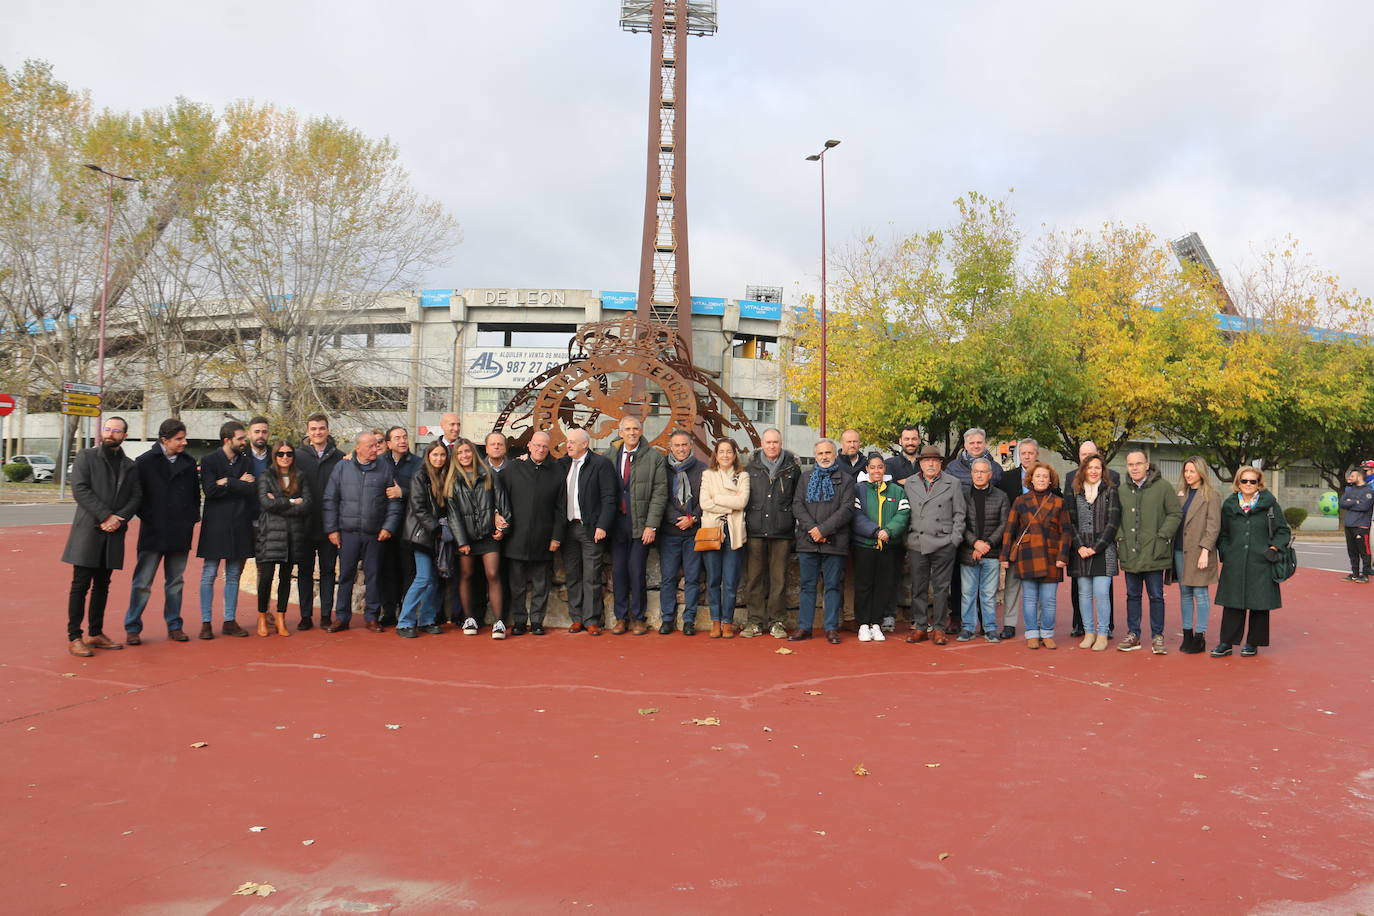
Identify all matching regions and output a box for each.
[256,441,312,636]
[446,440,513,635]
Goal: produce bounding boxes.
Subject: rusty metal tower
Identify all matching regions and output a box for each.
[621,1,718,355]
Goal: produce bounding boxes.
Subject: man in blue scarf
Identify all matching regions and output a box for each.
[789,438,857,644]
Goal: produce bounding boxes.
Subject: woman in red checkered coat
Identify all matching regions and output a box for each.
[1001,462,1072,649]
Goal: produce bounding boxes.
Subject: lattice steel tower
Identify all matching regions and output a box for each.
[621,1,718,355]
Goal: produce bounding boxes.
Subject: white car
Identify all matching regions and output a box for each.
[10,454,56,482]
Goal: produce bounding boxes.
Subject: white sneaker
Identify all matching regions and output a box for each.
[769,622,788,639]
[462,617,479,635]
[881,616,896,633]
[491,621,507,640]
[858,624,873,642]
[871,625,886,642]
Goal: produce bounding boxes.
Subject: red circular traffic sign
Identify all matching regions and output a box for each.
[0,393,15,417]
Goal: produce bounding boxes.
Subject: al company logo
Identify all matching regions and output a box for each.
[467,352,503,380]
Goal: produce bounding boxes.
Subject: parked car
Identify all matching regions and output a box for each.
[10,454,56,482]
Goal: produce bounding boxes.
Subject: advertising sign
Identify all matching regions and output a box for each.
[463,348,568,388]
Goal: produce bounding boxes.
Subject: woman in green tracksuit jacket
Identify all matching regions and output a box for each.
[851,454,911,642]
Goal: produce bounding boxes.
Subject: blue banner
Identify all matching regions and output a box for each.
[600,290,637,310]
[690,296,726,316]
[421,289,453,308]
[738,299,783,320]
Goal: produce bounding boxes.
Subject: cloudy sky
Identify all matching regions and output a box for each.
[6,1,1372,305]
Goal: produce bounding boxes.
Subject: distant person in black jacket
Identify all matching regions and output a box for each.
[294,413,343,629]
[196,421,257,639]
[560,428,617,634]
[122,418,200,645]
[322,430,402,633]
[1063,440,1118,638]
[255,440,311,636]
[502,431,566,635]
[378,426,421,627]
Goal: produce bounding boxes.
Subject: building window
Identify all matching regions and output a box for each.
[423,387,451,412]
[463,388,523,413]
[1284,466,1322,488]
[475,323,577,348]
[788,400,810,427]
[731,334,776,360]
[736,397,776,425]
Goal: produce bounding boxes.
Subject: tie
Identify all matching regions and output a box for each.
[621,450,632,514]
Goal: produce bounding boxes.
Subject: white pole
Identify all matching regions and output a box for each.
[58,416,71,501]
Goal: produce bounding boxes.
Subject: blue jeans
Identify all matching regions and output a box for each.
[124,549,189,633]
[1076,576,1112,635]
[199,558,244,623]
[336,531,384,623]
[399,550,441,629]
[702,532,742,623]
[798,551,844,632]
[1124,569,1165,638]
[1021,579,1058,639]
[658,533,702,626]
[959,559,999,633]
[1174,550,1212,633]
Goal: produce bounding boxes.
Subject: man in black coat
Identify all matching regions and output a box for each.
[196,420,257,639]
[658,429,706,635]
[378,425,420,627]
[502,430,567,635]
[559,427,617,634]
[62,416,140,658]
[122,418,200,644]
[744,428,801,638]
[295,412,343,629]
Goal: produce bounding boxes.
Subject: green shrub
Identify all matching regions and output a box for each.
[1283,506,1308,530]
[2,462,34,483]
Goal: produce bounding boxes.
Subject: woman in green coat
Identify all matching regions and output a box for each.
[1212,468,1291,658]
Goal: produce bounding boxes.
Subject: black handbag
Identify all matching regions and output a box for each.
[1266,507,1298,582]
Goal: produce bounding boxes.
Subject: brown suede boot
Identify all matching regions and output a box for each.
[709,621,723,638]
[257,613,270,637]
[722,622,736,639]
[273,612,290,637]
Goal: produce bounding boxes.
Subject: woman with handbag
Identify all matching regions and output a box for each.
[852,453,911,643]
[1175,456,1221,654]
[255,441,311,637]
[698,438,750,638]
[1067,453,1120,651]
[1211,468,1292,658]
[1002,462,1072,649]
[397,441,453,638]
[449,440,513,637]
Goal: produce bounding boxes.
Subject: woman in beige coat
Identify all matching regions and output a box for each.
[1175,456,1221,654]
[699,439,751,638]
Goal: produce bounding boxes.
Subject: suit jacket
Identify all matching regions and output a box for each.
[561,451,617,533]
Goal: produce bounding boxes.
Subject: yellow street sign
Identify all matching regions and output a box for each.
[61,404,101,418]
[61,392,102,406]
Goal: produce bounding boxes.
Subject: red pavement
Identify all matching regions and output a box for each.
[3,521,1374,915]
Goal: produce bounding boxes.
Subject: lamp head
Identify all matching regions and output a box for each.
[805,154,820,161]
[824,139,841,148]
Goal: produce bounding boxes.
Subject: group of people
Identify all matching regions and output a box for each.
[62,414,1307,662]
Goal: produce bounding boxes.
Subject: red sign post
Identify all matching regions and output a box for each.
[0,393,15,417]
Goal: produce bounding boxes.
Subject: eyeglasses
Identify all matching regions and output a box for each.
[101,426,124,433]
[1238,478,1260,485]
[275,451,295,458]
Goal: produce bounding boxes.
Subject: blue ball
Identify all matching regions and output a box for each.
[1318,491,1340,516]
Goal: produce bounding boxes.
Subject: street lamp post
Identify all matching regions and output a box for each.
[805,139,840,438]
[82,164,140,402]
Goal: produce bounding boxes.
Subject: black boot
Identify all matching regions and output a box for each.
[1193,633,1206,655]
[1180,629,1194,653]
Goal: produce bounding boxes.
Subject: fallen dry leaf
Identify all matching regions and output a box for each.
[924,763,941,768]
[301,839,315,847]
[775,647,795,655]
[814,830,826,836]
[233,881,276,897]
[60,673,76,678]
[762,726,773,732]
[190,741,209,749]
[711,746,724,751]
[804,690,823,696]
[1193,773,1207,779]
[248,826,266,833]
[690,717,721,727]
[310,733,326,740]
[854,763,869,776]
[938,852,951,861]
[638,708,658,716]
[384,724,402,730]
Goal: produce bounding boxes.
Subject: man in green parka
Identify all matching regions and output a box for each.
[1116,450,1181,654]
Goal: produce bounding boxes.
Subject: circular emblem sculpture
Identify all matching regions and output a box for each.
[493,317,761,456]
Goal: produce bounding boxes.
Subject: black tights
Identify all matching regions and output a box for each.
[459,552,503,623]
[257,562,296,614]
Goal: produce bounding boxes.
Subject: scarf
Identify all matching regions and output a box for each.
[806,462,836,502]
[761,450,785,481]
[668,454,694,506]
[1084,481,1100,503]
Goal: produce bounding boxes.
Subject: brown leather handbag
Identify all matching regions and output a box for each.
[694,522,724,552]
